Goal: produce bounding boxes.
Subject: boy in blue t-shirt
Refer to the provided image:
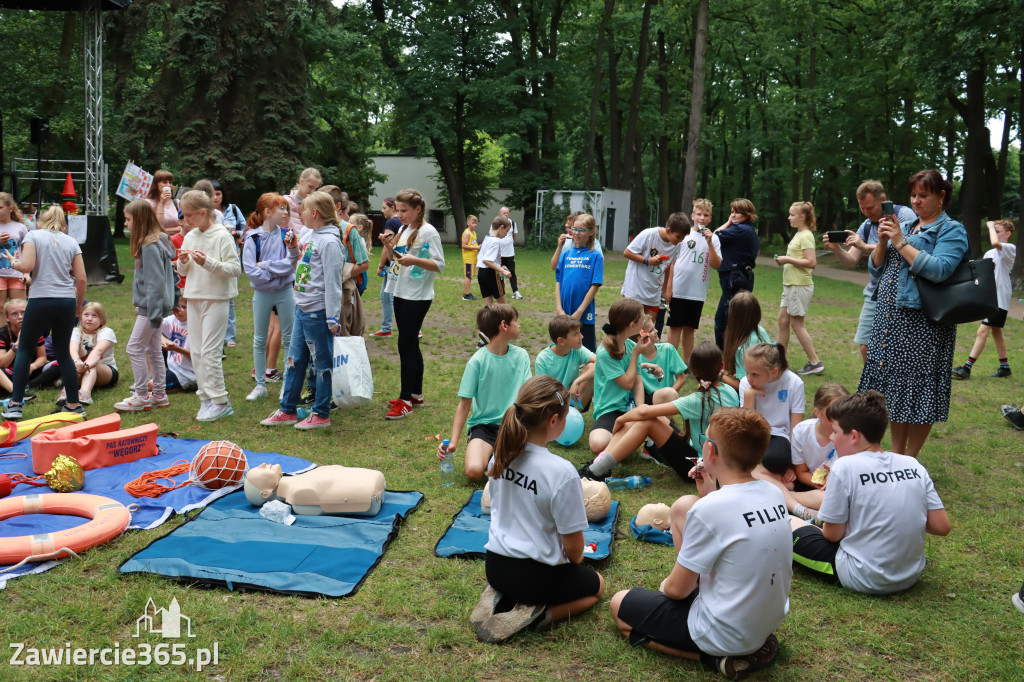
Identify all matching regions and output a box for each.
[534,314,595,411]
[438,304,532,480]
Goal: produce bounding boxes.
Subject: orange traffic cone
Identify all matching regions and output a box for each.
[60,173,78,215]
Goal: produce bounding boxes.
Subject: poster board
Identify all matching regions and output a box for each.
[115,162,153,202]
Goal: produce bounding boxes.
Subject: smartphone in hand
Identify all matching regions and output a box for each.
[880,200,894,218]
[826,231,848,244]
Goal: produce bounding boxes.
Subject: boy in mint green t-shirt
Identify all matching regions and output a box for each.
[534,314,595,411]
[438,304,532,481]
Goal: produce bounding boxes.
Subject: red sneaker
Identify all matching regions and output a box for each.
[385,400,412,420]
[389,396,424,407]
[295,414,331,430]
[370,330,392,338]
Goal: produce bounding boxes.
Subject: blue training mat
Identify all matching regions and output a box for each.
[629,514,674,546]
[119,489,423,598]
[0,437,312,589]
[434,489,618,562]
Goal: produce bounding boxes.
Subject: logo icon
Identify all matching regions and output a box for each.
[777,390,789,402]
[134,598,195,639]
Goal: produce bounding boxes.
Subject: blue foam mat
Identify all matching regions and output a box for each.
[629,514,674,546]
[434,489,618,562]
[119,489,423,598]
[0,436,312,588]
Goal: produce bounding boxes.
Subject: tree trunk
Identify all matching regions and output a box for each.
[949,66,989,254]
[607,32,621,186]
[585,0,615,190]
[802,44,816,200]
[680,0,709,215]
[431,136,465,236]
[1012,41,1024,288]
[657,28,671,223]
[623,0,655,228]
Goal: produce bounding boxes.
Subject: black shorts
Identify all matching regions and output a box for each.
[655,428,699,481]
[617,587,702,653]
[468,423,500,448]
[983,308,1008,329]
[485,551,601,606]
[478,268,504,299]
[667,298,704,329]
[792,525,840,584]
[108,366,120,386]
[592,410,625,433]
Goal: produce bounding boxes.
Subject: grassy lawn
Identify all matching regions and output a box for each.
[1,240,1022,680]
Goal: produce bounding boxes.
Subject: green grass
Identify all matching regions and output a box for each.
[1,242,1022,680]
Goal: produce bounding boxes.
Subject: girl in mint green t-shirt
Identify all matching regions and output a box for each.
[721,291,771,391]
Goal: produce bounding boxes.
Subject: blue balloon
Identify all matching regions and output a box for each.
[556,407,585,446]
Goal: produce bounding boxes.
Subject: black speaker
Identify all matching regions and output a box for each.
[30,117,49,146]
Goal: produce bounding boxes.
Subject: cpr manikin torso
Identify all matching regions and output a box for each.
[244,463,386,516]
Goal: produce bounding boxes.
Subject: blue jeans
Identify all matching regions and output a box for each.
[281,308,334,418]
[380,272,394,332]
[225,296,237,343]
[253,288,295,387]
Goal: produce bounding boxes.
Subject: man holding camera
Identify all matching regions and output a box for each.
[823,180,916,363]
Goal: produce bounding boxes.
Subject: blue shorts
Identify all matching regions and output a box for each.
[854,296,876,345]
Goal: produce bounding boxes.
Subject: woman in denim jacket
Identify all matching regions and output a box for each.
[858,170,968,457]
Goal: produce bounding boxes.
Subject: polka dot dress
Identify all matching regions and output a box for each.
[858,244,957,424]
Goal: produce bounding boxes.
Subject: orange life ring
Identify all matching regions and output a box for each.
[0,493,130,565]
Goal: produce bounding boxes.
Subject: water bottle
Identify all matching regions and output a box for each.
[409,243,433,279]
[439,439,456,486]
[296,406,311,420]
[605,476,650,490]
[812,448,836,486]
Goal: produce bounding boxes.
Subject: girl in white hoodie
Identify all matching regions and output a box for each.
[175,190,241,422]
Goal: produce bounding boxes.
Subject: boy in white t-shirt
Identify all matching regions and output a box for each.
[790,383,849,490]
[477,217,512,305]
[791,391,950,595]
[610,407,790,677]
[952,220,1017,380]
[666,199,721,364]
[534,314,595,411]
[160,299,196,392]
[621,214,689,321]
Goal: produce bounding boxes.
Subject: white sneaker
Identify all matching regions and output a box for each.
[246,385,268,401]
[195,399,212,421]
[199,400,234,422]
[512,291,523,300]
[115,393,152,412]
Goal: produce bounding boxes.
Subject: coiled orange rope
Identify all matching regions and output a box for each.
[124,460,191,498]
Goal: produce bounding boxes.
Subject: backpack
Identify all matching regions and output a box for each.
[342,223,368,294]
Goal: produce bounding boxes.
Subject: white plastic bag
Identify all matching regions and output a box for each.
[332,336,373,408]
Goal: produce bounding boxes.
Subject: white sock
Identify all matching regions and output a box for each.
[792,503,808,518]
[589,452,617,477]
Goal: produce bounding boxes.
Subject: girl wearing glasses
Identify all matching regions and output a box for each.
[555,213,603,352]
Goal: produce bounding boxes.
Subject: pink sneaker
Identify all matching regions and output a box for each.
[114,394,152,412]
[295,414,331,430]
[261,409,299,426]
[151,394,170,408]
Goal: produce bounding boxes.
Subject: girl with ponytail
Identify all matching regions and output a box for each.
[475,375,604,643]
[584,297,650,464]
[583,342,739,481]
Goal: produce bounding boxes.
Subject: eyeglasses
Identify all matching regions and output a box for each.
[7,311,24,318]
[698,434,717,451]
[569,227,588,234]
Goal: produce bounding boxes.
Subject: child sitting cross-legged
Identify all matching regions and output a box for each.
[438,304,532,481]
[635,314,687,403]
[534,314,595,411]
[610,407,791,679]
[472,375,604,644]
[791,390,951,594]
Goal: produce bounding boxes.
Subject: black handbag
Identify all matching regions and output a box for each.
[914,256,999,325]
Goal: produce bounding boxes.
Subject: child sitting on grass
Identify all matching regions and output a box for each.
[438,304,532,481]
[61,302,118,406]
[610,407,790,679]
[161,299,196,393]
[790,383,849,490]
[738,342,804,485]
[791,390,951,594]
[534,314,595,411]
[472,375,604,644]
[635,315,687,403]
[720,291,771,391]
[586,342,738,481]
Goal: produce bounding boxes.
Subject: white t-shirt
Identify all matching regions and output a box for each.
[71,326,118,372]
[671,228,713,302]
[384,223,445,300]
[160,315,194,384]
[485,442,590,566]
[678,480,792,656]
[738,369,805,440]
[789,418,834,471]
[984,243,1016,311]
[621,227,682,306]
[498,219,518,257]
[476,234,502,270]
[817,450,944,595]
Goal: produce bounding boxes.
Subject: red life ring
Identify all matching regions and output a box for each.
[0,493,130,565]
